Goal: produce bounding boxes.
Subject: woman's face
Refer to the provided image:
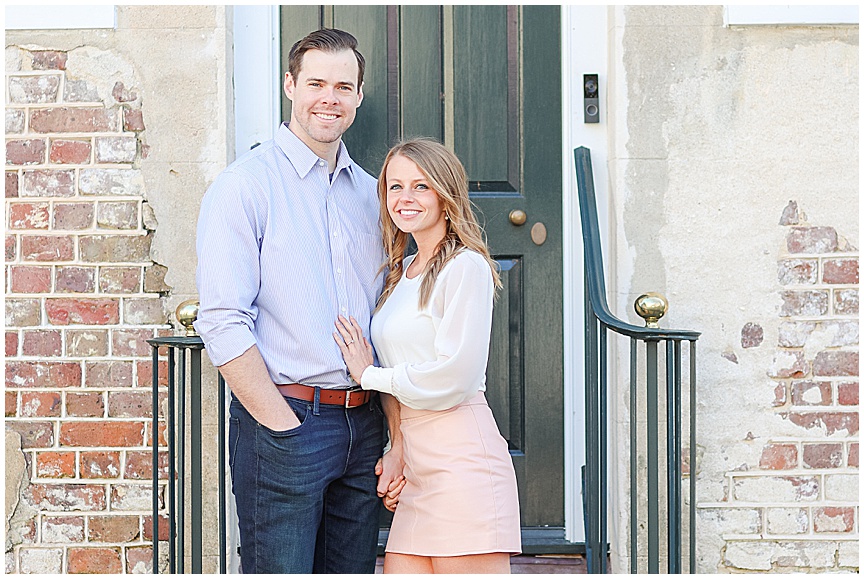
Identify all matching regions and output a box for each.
[385,155,447,246]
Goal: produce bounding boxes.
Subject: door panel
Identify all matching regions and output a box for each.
[453,6,513,185]
[400,7,443,142]
[486,257,524,453]
[281,5,563,531]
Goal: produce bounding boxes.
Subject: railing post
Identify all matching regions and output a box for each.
[148,329,216,575]
[629,338,637,574]
[584,273,601,573]
[167,349,176,573]
[178,348,186,574]
[190,349,203,573]
[689,341,697,574]
[666,340,679,573]
[218,373,227,573]
[151,346,160,574]
[645,340,659,574]
[599,326,608,573]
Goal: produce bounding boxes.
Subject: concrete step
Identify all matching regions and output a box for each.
[512,555,588,574]
[375,554,589,574]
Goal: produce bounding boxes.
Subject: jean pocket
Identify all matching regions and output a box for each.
[261,399,312,438]
[370,396,384,416]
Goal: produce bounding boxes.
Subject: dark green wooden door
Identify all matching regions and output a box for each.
[282,6,564,540]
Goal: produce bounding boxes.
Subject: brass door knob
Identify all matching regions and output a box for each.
[509,209,527,226]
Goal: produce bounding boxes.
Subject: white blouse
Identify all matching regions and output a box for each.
[360,250,494,411]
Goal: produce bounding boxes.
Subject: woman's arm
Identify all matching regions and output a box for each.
[360,252,494,411]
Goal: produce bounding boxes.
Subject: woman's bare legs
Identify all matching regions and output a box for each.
[383,553,510,574]
[383,554,434,574]
[432,553,511,574]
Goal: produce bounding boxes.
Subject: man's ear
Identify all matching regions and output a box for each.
[284,72,295,101]
[356,82,364,108]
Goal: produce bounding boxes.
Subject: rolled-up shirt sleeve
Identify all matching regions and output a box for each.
[361,254,494,411]
[193,170,264,367]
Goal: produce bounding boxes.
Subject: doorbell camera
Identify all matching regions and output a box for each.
[584,74,599,123]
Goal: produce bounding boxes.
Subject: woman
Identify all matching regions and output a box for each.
[333,138,521,573]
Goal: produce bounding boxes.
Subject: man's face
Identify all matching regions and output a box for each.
[284,49,363,156]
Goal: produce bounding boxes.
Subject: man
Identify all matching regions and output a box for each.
[195,29,403,574]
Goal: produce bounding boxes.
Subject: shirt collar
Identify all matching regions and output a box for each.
[276,122,359,187]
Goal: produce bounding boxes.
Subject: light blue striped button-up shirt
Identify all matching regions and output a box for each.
[194,123,385,389]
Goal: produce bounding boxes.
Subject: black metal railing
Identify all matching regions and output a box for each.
[147,335,228,574]
[574,147,700,574]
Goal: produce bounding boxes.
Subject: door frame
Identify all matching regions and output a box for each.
[561,5,610,544]
[231,4,610,546]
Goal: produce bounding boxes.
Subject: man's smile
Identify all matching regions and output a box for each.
[314,112,339,121]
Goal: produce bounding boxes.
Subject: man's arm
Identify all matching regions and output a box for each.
[194,172,296,430]
[219,345,299,431]
[376,393,405,509]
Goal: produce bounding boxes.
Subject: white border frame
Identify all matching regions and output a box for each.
[5,5,116,29]
[724,5,859,26]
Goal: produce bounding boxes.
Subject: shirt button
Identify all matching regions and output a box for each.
[341,306,347,312]
[337,268,342,274]
[318,160,325,167]
[333,231,338,237]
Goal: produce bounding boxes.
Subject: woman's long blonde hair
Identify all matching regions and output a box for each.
[376,138,502,311]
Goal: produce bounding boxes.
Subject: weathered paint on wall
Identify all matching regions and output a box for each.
[608,5,858,573]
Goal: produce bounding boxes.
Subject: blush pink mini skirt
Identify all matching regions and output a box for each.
[385,392,521,557]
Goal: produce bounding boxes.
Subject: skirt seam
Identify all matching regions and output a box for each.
[469,404,504,550]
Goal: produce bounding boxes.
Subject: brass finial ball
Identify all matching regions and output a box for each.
[175,299,200,337]
[634,293,668,328]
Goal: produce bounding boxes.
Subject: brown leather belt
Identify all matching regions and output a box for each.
[276,383,372,408]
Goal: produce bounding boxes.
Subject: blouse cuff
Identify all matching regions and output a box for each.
[360,366,395,395]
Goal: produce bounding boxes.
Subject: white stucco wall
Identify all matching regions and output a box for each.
[607,5,858,573]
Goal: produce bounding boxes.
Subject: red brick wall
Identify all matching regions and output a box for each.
[718,201,858,571]
[6,49,171,574]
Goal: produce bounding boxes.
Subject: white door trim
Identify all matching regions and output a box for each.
[233,5,282,157]
[562,5,609,544]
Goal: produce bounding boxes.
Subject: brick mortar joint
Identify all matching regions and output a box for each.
[727,468,859,475]
[9,138,140,145]
[780,284,860,289]
[31,479,170,484]
[6,71,66,77]
[780,251,859,258]
[761,438,860,443]
[5,141,138,149]
[10,101,125,110]
[722,534,860,541]
[776,315,860,320]
[785,407,860,412]
[729,478,859,482]
[8,262,159,268]
[7,294,165,299]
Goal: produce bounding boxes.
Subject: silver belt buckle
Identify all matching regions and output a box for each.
[344,387,361,408]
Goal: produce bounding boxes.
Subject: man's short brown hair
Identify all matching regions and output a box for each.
[287,28,365,88]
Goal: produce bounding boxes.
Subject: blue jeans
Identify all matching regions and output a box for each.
[228,391,385,574]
